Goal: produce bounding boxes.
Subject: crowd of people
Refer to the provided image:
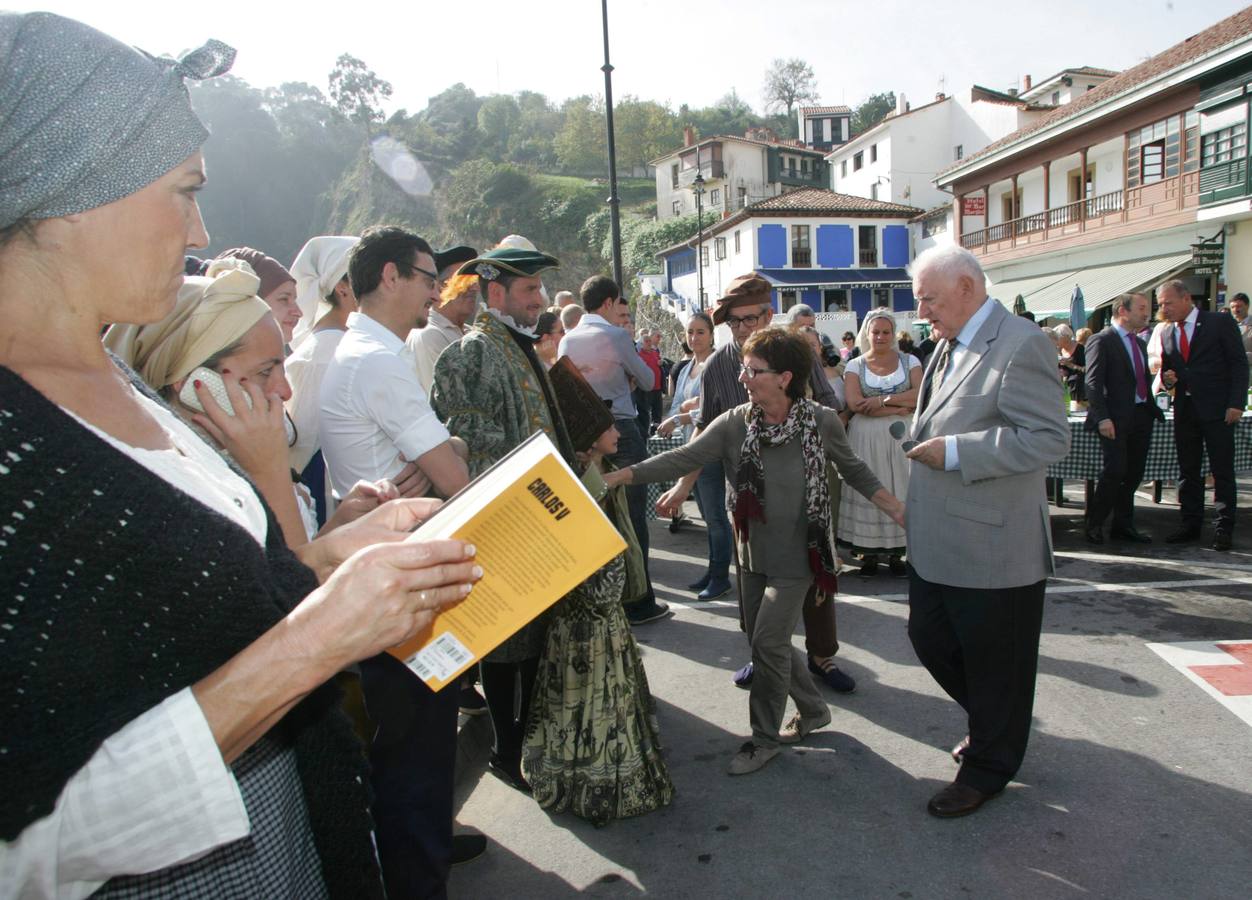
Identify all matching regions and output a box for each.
[1,11,1248,900]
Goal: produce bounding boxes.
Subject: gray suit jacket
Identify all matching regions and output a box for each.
[907,301,1069,589]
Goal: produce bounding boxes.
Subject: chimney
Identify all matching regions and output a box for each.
[683,125,696,147]
[1024,73,1033,91]
[935,92,946,102]
[896,93,907,116]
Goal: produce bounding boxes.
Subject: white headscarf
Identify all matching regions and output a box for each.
[290,235,358,347]
[856,307,898,356]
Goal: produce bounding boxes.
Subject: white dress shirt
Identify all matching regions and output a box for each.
[405,308,465,395]
[285,327,347,474]
[319,311,450,496]
[942,297,998,471]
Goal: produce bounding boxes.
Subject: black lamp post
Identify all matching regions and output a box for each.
[600,0,623,292]
[693,169,705,310]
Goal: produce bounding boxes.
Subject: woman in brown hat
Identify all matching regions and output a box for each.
[522,359,674,825]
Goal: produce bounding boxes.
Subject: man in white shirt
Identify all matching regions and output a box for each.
[406,244,478,393]
[318,226,477,897]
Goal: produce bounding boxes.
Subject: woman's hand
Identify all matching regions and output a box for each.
[870,489,906,528]
[191,376,287,480]
[655,416,677,438]
[320,479,400,535]
[298,497,444,583]
[655,484,689,518]
[286,538,481,673]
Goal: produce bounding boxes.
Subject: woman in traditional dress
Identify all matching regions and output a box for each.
[522,360,674,826]
[837,309,921,576]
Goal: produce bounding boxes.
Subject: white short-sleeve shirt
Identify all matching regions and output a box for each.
[318,311,451,497]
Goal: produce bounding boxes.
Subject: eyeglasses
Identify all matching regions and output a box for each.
[404,262,440,285]
[725,313,762,328]
[739,364,777,380]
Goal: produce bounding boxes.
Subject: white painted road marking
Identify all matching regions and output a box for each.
[1147,640,1252,729]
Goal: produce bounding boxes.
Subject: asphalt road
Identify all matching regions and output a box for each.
[449,481,1252,898]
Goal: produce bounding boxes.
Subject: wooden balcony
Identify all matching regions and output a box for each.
[791,248,812,268]
[960,172,1199,262]
[1199,156,1250,205]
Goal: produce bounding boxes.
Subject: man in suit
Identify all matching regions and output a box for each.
[1082,292,1163,545]
[904,245,1069,818]
[1158,279,1249,551]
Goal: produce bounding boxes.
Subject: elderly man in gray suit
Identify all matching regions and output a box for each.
[904,245,1069,818]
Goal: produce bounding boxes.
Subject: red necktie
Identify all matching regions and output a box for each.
[1178,323,1190,362]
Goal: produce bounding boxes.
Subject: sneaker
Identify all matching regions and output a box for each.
[732,661,754,688]
[778,709,832,744]
[458,685,488,717]
[625,599,671,625]
[687,571,712,592]
[451,832,488,866]
[727,740,779,775]
[697,575,732,601]
[807,655,856,693]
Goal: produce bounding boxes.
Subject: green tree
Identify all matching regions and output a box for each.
[476,94,520,161]
[762,58,819,129]
[328,54,393,136]
[851,91,897,135]
[554,95,606,174]
[613,96,682,173]
[508,91,560,167]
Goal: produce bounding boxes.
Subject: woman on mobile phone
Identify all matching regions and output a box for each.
[106,259,392,547]
[0,13,479,898]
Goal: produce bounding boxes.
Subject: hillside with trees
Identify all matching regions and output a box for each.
[188,55,891,293]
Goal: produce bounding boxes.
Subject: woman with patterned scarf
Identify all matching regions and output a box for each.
[606,328,904,775]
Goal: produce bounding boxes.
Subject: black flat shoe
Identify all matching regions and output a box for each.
[1166,527,1201,544]
[1212,532,1233,552]
[488,756,532,794]
[1109,527,1152,544]
[1083,525,1104,545]
[451,832,488,866]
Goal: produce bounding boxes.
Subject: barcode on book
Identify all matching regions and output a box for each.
[411,631,475,683]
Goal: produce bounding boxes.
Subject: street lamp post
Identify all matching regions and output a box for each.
[600,0,624,292]
[693,169,705,310]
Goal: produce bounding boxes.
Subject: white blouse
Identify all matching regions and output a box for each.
[846,353,920,391]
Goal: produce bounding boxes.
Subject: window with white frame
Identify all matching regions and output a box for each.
[700,245,709,267]
[870,144,878,163]
[734,230,741,253]
[672,199,682,216]
[853,151,863,171]
[710,187,721,207]
[714,236,726,260]
[670,163,679,189]
[953,144,963,161]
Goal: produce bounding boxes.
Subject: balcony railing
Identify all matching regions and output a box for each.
[792,248,812,268]
[959,176,1195,254]
[859,248,878,267]
[1199,156,1249,205]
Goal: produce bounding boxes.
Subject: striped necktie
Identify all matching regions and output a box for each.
[923,340,952,412]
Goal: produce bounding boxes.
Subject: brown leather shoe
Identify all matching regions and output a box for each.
[927,782,1000,818]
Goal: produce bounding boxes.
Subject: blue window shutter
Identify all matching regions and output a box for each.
[851,288,872,321]
[816,225,853,267]
[883,225,910,268]
[893,286,915,311]
[757,224,788,267]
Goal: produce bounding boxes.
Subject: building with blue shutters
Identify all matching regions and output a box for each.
[655,188,921,324]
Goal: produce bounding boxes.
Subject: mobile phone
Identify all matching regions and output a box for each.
[178,366,253,417]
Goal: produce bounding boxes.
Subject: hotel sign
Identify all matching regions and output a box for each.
[961,195,986,216]
[1191,241,1224,275]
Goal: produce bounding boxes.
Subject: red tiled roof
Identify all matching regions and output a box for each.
[799,105,852,115]
[749,188,920,216]
[653,189,922,258]
[937,6,1252,181]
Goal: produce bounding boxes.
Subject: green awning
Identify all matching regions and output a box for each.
[994,252,1194,318]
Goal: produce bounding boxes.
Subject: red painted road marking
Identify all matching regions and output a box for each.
[1189,643,1252,697]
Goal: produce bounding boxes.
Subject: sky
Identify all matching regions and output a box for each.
[8,0,1252,118]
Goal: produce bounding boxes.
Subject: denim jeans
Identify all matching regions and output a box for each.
[694,460,733,573]
[611,417,656,605]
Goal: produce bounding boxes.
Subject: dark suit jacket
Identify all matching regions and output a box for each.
[1159,310,1250,421]
[1083,326,1164,432]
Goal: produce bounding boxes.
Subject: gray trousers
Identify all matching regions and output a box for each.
[741,571,828,748]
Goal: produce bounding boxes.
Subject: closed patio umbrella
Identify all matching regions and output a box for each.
[1069,284,1086,329]
[1012,294,1026,315]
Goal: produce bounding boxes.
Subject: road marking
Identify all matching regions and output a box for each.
[1146,640,1252,728]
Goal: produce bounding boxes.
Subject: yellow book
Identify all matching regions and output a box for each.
[389,432,626,690]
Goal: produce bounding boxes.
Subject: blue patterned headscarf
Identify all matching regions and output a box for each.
[0,12,234,229]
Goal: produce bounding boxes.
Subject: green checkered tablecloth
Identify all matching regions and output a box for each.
[1047,411,1252,481]
[645,434,686,519]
